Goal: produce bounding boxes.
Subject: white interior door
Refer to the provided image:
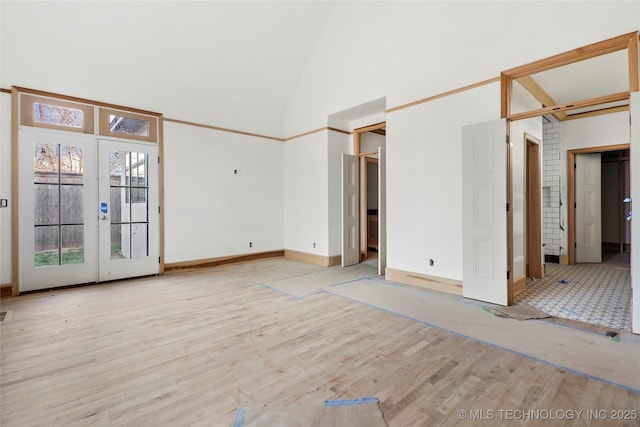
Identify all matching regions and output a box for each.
[18,128,98,292]
[378,146,386,276]
[462,120,508,306]
[630,92,639,334]
[98,139,159,282]
[575,153,602,263]
[342,153,359,267]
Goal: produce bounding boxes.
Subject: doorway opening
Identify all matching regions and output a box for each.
[525,133,544,281]
[343,122,386,274]
[516,134,632,330]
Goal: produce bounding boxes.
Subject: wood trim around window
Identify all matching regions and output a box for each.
[20,94,95,134]
[99,108,158,142]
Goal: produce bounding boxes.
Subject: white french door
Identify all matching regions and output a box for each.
[19,128,98,291]
[18,128,159,292]
[98,139,159,282]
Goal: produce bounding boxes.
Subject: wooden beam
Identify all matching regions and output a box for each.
[507,92,629,121]
[502,32,637,79]
[628,32,639,92]
[11,88,19,296]
[516,75,567,121]
[564,105,629,121]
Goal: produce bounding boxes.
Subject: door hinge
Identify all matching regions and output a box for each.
[506,135,510,144]
[574,202,577,208]
[158,256,161,263]
[574,242,577,248]
[574,163,577,169]
[158,156,160,164]
[158,206,161,214]
[507,271,510,280]
[506,203,509,212]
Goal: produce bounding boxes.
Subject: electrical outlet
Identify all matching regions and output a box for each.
[0,199,7,208]
[249,242,253,248]
[313,242,316,248]
[429,259,434,266]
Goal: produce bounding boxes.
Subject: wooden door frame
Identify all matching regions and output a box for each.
[353,122,386,261]
[525,133,544,281]
[567,144,630,264]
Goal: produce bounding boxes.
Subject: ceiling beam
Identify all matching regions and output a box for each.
[515,76,567,121]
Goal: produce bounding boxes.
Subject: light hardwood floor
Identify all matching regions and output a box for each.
[1,258,639,426]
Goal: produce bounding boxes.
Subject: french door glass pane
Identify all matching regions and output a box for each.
[34,184,59,225]
[131,223,149,258]
[111,223,129,259]
[35,226,59,266]
[61,225,84,264]
[61,185,83,223]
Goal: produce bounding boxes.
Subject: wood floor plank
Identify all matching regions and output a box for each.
[1,258,638,426]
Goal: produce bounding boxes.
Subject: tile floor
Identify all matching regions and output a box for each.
[515,250,631,330]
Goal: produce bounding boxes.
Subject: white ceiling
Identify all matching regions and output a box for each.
[527,48,630,117]
[0,1,337,136]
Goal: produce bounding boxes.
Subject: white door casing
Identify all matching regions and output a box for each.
[462,120,508,306]
[342,153,359,267]
[575,153,602,263]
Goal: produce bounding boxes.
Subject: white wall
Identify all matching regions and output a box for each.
[283,131,329,255]
[542,120,563,256]
[163,122,283,263]
[386,82,500,281]
[284,1,640,137]
[0,92,11,284]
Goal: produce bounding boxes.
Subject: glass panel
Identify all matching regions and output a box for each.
[111,187,128,223]
[111,223,129,260]
[33,102,84,128]
[35,226,59,267]
[61,225,84,264]
[34,184,59,225]
[109,150,124,178]
[108,114,149,137]
[61,185,83,224]
[131,223,149,258]
[34,143,59,183]
[59,145,84,184]
[131,190,148,222]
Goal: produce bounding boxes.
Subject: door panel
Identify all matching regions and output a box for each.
[342,153,359,267]
[575,153,602,263]
[462,120,508,306]
[378,147,386,276]
[98,139,159,281]
[631,92,639,334]
[19,128,98,292]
